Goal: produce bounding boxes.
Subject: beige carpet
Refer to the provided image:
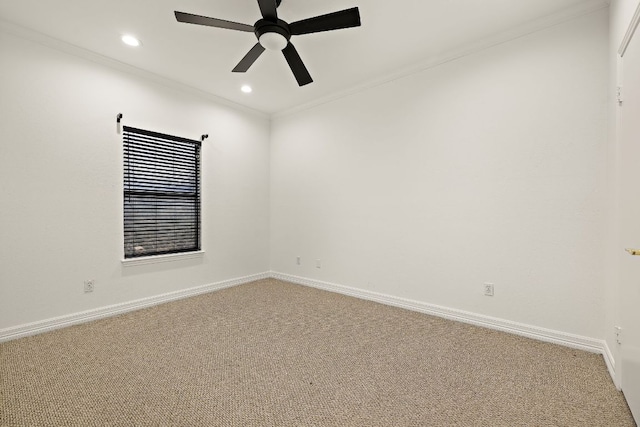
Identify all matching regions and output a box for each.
[0,279,635,426]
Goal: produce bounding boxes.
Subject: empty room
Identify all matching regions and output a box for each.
[1,0,639,425]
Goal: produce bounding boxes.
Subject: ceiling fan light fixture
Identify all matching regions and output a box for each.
[259,32,288,51]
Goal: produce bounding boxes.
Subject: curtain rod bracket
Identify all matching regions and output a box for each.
[116,113,123,134]
[201,134,209,142]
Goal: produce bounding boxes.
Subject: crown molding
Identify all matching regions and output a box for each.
[618,1,640,56]
[0,19,269,119]
[273,0,609,119]
[0,0,609,121]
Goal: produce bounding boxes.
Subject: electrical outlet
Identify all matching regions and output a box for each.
[316,259,321,269]
[484,283,494,296]
[296,256,301,265]
[84,279,95,293]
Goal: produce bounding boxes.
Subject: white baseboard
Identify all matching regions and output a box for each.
[271,271,611,360]
[603,340,620,390]
[1,270,618,387]
[0,272,270,343]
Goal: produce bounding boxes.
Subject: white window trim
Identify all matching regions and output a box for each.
[121,250,205,267]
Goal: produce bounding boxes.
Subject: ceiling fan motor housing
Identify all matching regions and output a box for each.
[255,19,291,51]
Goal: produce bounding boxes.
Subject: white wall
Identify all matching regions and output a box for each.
[0,30,271,329]
[270,10,609,339]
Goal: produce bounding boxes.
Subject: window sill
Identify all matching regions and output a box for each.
[121,251,205,267]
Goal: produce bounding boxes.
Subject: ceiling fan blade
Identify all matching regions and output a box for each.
[175,11,254,32]
[257,0,278,21]
[282,42,313,86]
[232,43,266,72]
[289,7,361,35]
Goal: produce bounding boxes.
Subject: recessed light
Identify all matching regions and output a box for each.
[241,85,253,93]
[121,35,141,47]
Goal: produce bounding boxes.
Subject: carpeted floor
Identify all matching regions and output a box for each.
[0,278,636,426]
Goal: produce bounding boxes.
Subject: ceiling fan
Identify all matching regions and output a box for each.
[175,0,361,86]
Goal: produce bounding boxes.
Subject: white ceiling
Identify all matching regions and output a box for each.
[0,0,607,115]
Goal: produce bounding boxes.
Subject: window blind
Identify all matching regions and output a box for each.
[123,126,201,258]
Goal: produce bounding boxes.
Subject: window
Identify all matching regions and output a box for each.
[123,126,201,258]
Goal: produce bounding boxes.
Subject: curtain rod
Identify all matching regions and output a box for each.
[116,113,208,142]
